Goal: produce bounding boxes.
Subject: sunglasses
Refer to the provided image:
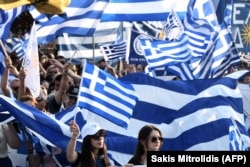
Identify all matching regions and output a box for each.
[90,133,106,140]
[150,136,163,143]
[49,71,58,74]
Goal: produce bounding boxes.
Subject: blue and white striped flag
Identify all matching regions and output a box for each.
[229,117,247,151]
[77,60,138,128]
[0,6,26,39]
[139,34,190,69]
[0,46,6,77]
[57,22,122,62]
[84,73,250,164]
[101,0,189,21]
[100,41,126,61]
[4,34,29,60]
[183,0,219,58]
[29,0,110,44]
[1,72,250,165]
[162,9,184,40]
[164,0,240,80]
[0,95,73,149]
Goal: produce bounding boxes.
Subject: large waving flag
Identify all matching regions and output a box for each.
[29,0,110,44]
[0,6,26,39]
[77,60,138,128]
[1,72,250,165]
[0,95,73,149]
[84,73,250,164]
[101,0,189,21]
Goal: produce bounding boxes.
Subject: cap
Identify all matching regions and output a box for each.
[67,85,79,97]
[82,122,102,139]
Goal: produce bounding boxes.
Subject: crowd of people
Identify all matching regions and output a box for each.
[0,50,163,167]
[1,47,250,167]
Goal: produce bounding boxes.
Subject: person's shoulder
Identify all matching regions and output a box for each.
[70,152,81,167]
[128,156,138,165]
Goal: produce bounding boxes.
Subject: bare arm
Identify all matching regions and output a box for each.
[50,59,81,84]
[67,69,81,84]
[17,67,26,100]
[2,122,21,149]
[1,56,12,97]
[54,62,70,105]
[66,120,80,163]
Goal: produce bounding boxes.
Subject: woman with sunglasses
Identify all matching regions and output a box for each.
[128,125,163,165]
[66,121,111,167]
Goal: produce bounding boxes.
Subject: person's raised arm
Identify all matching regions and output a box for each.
[1,56,12,97]
[2,122,21,149]
[54,62,70,105]
[50,58,81,84]
[66,120,80,163]
[17,67,26,100]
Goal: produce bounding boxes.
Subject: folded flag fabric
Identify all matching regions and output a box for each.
[77,60,138,128]
[29,0,110,44]
[0,95,73,149]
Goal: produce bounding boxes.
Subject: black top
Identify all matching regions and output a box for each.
[46,94,61,114]
[128,156,143,165]
[71,152,106,167]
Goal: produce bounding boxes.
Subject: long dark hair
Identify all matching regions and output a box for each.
[80,130,111,167]
[131,125,162,164]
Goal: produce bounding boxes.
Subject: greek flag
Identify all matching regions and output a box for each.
[87,73,250,165]
[162,9,184,40]
[183,0,219,58]
[4,34,29,60]
[165,0,240,80]
[57,22,122,62]
[29,0,110,44]
[0,95,73,149]
[139,34,190,69]
[77,60,138,128]
[229,117,247,151]
[0,6,26,39]
[101,0,189,21]
[1,72,250,165]
[100,41,126,61]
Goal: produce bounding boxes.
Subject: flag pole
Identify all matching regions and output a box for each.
[0,40,9,57]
